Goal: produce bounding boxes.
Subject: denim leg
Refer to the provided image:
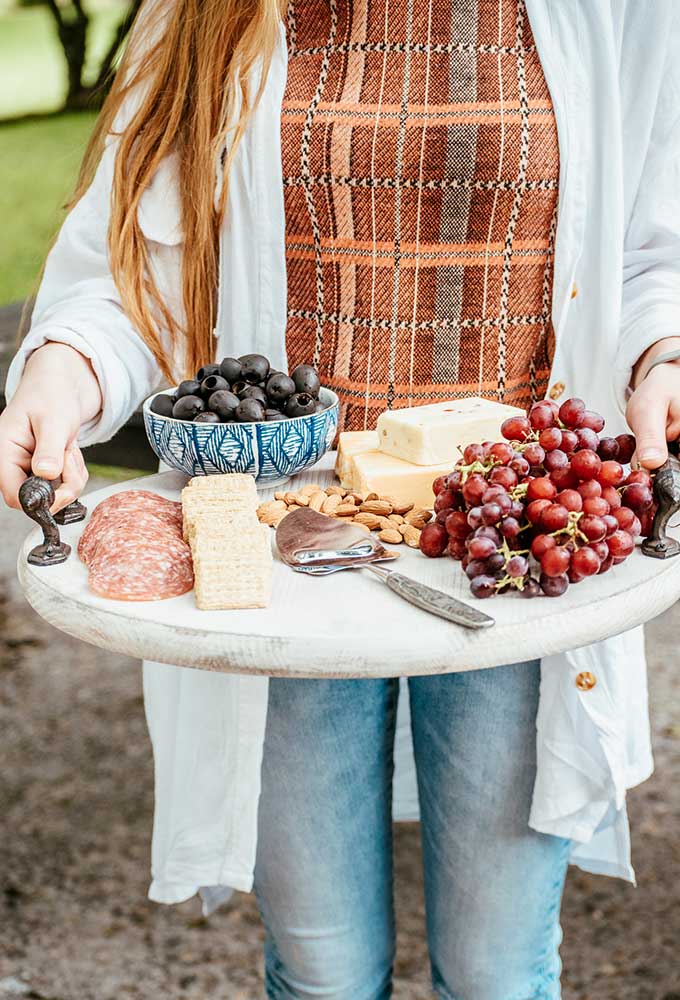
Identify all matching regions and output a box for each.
[254,677,399,1000]
[409,662,570,1000]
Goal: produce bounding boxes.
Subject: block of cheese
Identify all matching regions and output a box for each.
[348,449,452,510]
[376,398,525,466]
[335,430,379,488]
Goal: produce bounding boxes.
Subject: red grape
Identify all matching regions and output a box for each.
[575,427,600,452]
[625,469,652,487]
[544,449,569,472]
[598,555,614,574]
[522,578,542,599]
[434,489,458,513]
[608,530,635,558]
[621,483,653,512]
[501,415,531,441]
[482,485,507,504]
[419,522,448,557]
[559,397,586,428]
[581,410,605,433]
[580,515,607,542]
[616,434,636,464]
[597,461,624,487]
[560,430,579,454]
[467,536,498,560]
[639,509,656,537]
[532,534,557,559]
[500,516,522,540]
[550,466,579,491]
[489,441,515,465]
[445,511,471,539]
[527,477,557,501]
[467,506,483,529]
[541,546,571,576]
[568,567,585,584]
[582,497,610,518]
[470,575,497,599]
[436,508,453,524]
[487,551,506,573]
[540,503,570,532]
[481,502,503,525]
[523,443,546,466]
[591,540,610,562]
[572,546,601,577]
[466,559,489,579]
[490,466,519,490]
[602,514,619,537]
[540,572,570,597]
[598,437,620,461]
[447,539,468,560]
[507,555,529,578]
[445,470,463,490]
[529,403,556,430]
[601,486,622,510]
[539,427,563,451]
[527,499,552,523]
[510,455,531,477]
[628,515,642,537]
[462,474,487,506]
[477,526,502,545]
[432,475,448,496]
[557,489,583,512]
[463,443,485,464]
[613,507,636,531]
[578,479,602,500]
[571,449,602,480]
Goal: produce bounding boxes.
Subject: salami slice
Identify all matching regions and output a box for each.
[78,489,194,601]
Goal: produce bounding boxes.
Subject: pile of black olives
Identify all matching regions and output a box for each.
[150,355,327,424]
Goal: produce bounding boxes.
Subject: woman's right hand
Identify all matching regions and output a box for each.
[0,343,102,512]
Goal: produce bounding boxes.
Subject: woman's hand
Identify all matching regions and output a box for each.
[0,343,102,511]
[626,337,680,469]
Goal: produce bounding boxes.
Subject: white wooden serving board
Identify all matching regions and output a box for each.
[17,454,680,678]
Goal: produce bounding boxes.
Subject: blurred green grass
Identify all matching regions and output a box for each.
[0,113,97,306]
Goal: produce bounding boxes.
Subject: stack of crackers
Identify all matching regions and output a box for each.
[181,474,273,610]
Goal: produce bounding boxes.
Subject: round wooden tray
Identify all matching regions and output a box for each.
[17,459,680,678]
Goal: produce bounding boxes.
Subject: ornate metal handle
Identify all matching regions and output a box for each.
[18,476,87,567]
[366,566,495,629]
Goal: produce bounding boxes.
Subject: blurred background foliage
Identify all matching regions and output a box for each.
[0,0,137,306]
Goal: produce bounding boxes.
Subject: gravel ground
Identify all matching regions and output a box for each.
[1,480,679,1000]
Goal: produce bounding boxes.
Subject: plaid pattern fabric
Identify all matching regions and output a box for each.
[282,0,559,432]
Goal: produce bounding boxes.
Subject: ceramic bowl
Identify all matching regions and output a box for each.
[143,386,339,486]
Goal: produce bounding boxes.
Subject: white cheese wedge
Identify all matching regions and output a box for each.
[335,430,380,487]
[376,398,525,466]
[349,450,452,510]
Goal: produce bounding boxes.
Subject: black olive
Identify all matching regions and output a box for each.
[176,379,202,399]
[291,364,321,398]
[149,393,175,417]
[208,389,240,420]
[231,380,248,395]
[239,385,268,405]
[194,411,221,424]
[235,398,267,422]
[266,372,296,404]
[265,408,288,422]
[239,353,270,384]
[196,363,221,383]
[313,399,327,414]
[172,394,205,420]
[285,392,317,418]
[200,374,229,397]
[219,357,243,383]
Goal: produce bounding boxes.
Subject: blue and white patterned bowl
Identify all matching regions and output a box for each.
[143,386,339,486]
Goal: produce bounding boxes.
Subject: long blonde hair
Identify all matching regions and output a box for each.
[73,0,283,382]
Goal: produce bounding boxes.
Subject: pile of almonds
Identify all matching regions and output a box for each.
[257,485,432,547]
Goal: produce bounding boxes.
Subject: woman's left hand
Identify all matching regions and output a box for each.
[626,337,680,469]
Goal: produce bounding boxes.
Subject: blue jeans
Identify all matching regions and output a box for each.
[254,662,570,1000]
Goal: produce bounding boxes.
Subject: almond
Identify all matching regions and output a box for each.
[346,491,365,505]
[336,503,359,516]
[274,491,288,501]
[292,493,311,507]
[354,512,382,530]
[308,491,327,512]
[364,492,380,501]
[402,525,422,548]
[257,501,288,526]
[391,501,415,515]
[378,528,403,545]
[360,499,393,516]
[388,513,405,525]
[300,484,321,496]
[322,494,343,514]
[378,516,396,531]
[405,507,433,528]
[326,485,347,497]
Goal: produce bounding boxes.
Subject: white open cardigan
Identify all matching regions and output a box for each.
[8,1,680,908]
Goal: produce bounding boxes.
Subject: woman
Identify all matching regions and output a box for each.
[2,1,680,996]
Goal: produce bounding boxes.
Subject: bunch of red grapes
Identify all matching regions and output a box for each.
[418,397,657,599]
